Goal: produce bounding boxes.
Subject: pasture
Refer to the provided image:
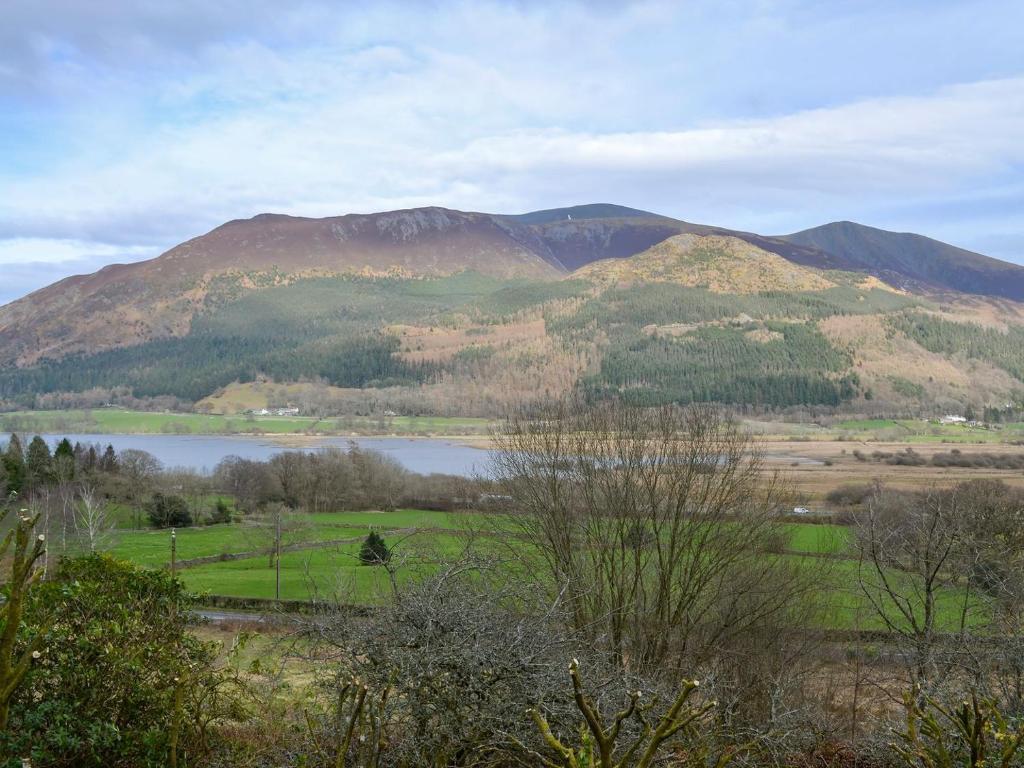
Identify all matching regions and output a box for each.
[101,510,984,631]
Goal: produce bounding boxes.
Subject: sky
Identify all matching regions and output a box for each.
[2,0,1024,304]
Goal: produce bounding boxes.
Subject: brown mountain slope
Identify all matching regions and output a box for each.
[3,202,1023,372]
[0,207,566,365]
[164,208,564,277]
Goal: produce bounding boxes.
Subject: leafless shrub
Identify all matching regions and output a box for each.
[303,561,651,767]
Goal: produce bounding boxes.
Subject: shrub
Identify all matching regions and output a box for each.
[358,531,390,565]
[894,692,1024,767]
[3,555,233,767]
[208,498,232,525]
[309,568,639,767]
[825,483,875,507]
[146,492,192,528]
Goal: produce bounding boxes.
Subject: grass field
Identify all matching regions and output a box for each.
[833,418,1024,443]
[3,408,1019,445]
[0,408,491,436]
[781,522,852,554]
[747,417,1024,444]
[100,511,988,631]
[109,509,489,567]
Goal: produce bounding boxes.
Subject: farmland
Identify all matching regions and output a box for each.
[2,407,1022,444]
[101,510,983,631]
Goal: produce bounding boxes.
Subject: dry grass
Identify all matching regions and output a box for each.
[391,319,546,363]
[760,439,1024,497]
[198,380,362,415]
[818,314,1019,404]
[925,293,1024,330]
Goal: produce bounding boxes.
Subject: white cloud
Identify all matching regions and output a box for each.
[6,73,1021,248]
[1,0,1023,297]
[0,238,152,265]
[437,78,1024,192]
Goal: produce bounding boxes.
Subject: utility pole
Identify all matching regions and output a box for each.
[275,511,281,601]
[170,528,177,579]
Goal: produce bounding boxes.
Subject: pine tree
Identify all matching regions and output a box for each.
[53,437,76,483]
[2,435,24,495]
[54,438,74,462]
[85,445,99,472]
[25,436,54,495]
[358,531,390,566]
[99,445,118,473]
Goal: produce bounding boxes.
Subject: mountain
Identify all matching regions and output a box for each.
[503,203,664,224]
[574,234,839,293]
[1,203,1023,415]
[781,221,1024,301]
[0,207,564,365]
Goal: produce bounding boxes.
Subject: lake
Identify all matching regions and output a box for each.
[2,433,494,477]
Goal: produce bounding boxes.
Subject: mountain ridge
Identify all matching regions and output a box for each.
[780,220,1024,300]
[1,203,1023,415]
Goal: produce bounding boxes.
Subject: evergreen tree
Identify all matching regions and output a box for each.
[359,531,391,566]
[84,445,99,472]
[53,437,76,483]
[2,435,24,496]
[99,445,119,473]
[54,438,74,462]
[24,436,53,495]
[209,498,232,525]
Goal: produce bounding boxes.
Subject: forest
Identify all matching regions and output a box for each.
[889,312,1024,382]
[0,273,935,414]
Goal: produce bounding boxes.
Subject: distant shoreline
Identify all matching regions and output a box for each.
[0,407,493,441]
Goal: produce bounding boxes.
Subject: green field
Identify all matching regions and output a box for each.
[178,534,472,602]
[100,511,989,631]
[781,522,852,554]
[0,408,491,436]
[109,509,490,568]
[833,418,1024,443]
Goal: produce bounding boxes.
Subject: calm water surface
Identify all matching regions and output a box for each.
[2,433,493,476]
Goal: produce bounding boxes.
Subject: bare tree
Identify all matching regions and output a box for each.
[75,484,111,553]
[53,448,77,558]
[954,480,1024,712]
[853,484,983,698]
[241,502,311,599]
[119,449,163,529]
[214,456,281,513]
[491,398,816,680]
[159,469,211,525]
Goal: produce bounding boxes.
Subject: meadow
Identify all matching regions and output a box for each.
[101,510,983,631]
[3,407,1020,445]
[833,418,1024,443]
[748,417,1024,444]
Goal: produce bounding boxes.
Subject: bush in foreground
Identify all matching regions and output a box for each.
[2,555,233,768]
